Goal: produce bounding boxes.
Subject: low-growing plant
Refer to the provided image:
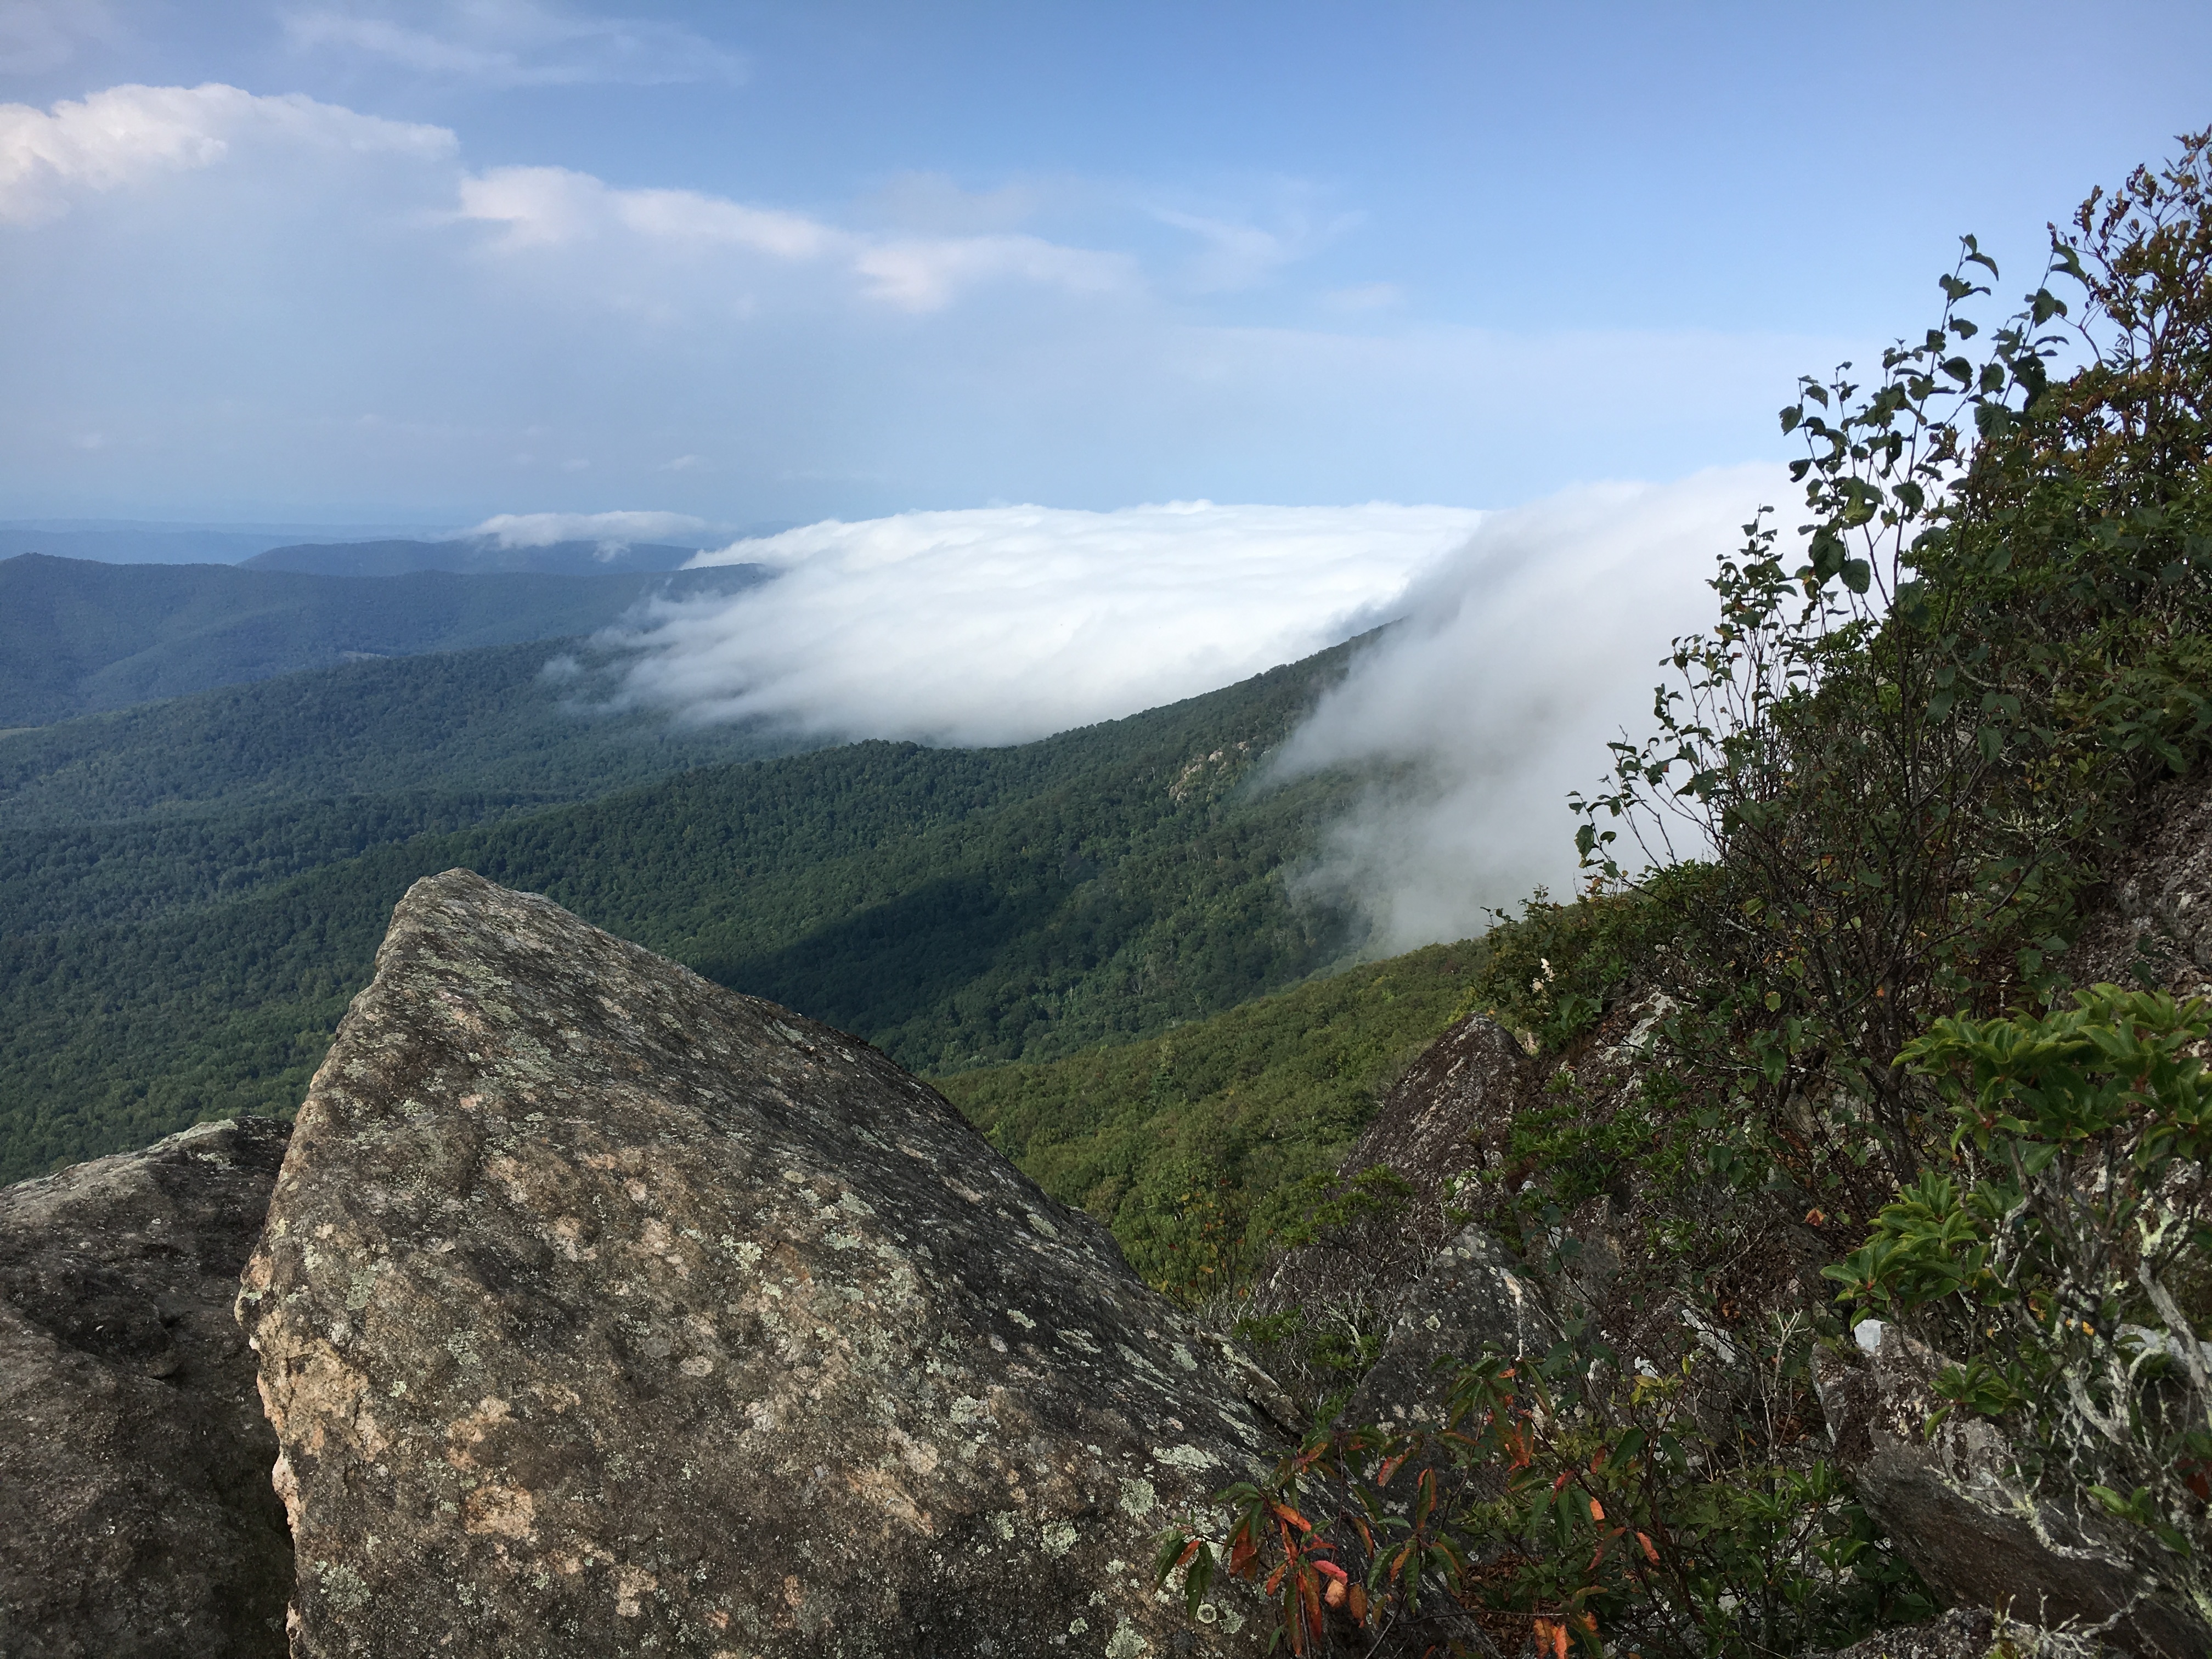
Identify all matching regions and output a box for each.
[1827,986,2212,1622]
[1156,1316,1928,1657]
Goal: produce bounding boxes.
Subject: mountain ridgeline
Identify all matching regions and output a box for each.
[0,551,767,725]
[0,634,1375,1184]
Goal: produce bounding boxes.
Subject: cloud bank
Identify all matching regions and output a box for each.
[606,501,1485,746]
[1276,467,1779,952]
[597,475,1773,952]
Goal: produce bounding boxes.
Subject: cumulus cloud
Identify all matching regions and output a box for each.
[283,0,747,87]
[603,501,1485,746]
[462,508,713,548]
[0,81,450,224]
[1276,466,1784,952]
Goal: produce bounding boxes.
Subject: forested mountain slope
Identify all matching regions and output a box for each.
[940,939,1486,1296]
[0,639,813,934]
[0,642,1364,1183]
[0,554,765,724]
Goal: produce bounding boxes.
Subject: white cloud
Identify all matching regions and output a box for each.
[283,0,746,88]
[0,81,450,224]
[452,161,1128,312]
[456,163,834,257]
[462,507,711,548]
[1276,466,1785,952]
[603,501,1486,745]
[0,81,1830,521]
[853,233,1134,312]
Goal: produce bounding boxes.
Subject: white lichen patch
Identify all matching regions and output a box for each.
[1150,1444,1219,1474]
[1104,1617,1149,1657]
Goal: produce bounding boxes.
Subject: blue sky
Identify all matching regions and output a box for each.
[4,1,2209,525]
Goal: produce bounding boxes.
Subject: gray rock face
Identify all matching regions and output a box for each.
[1342,1223,1551,1430]
[1270,1012,1534,1312]
[1245,1013,1535,1395]
[1815,1325,2209,1658]
[240,870,1277,1659]
[2068,774,2212,998]
[0,1116,294,1659]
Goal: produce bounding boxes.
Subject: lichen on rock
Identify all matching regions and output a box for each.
[240,868,1278,1657]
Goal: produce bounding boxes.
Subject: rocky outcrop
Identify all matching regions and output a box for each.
[1242,1013,1541,1414]
[0,1116,294,1658]
[239,869,1279,1658]
[1341,1223,1551,1429]
[2068,774,2212,999]
[1815,1323,2209,1658]
[1261,1011,1535,1318]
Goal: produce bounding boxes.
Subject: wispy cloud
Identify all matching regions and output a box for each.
[281,0,747,88]
[601,501,1485,745]
[456,164,834,257]
[452,160,1132,312]
[1152,191,1359,292]
[462,507,712,548]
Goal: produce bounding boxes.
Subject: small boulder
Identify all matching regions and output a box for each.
[1815,1324,2208,1658]
[240,870,1278,1658]
[0,1116,294,1658]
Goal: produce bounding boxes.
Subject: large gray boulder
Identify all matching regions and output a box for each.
[1815,1324,2209,1658]
[0,1116,294,1658]
[240,869,1278,1659]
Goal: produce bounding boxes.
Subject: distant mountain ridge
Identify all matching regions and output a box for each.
[0,553,769,726]
[242,537,704,577]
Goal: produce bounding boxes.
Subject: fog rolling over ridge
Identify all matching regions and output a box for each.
[1276,469,1767,952]
[596,472,1772,947]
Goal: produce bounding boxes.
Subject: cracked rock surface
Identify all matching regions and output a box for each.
[1815,1324,2209,1658]
[241,869,1277,1658]
[0,1116,294,1658]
